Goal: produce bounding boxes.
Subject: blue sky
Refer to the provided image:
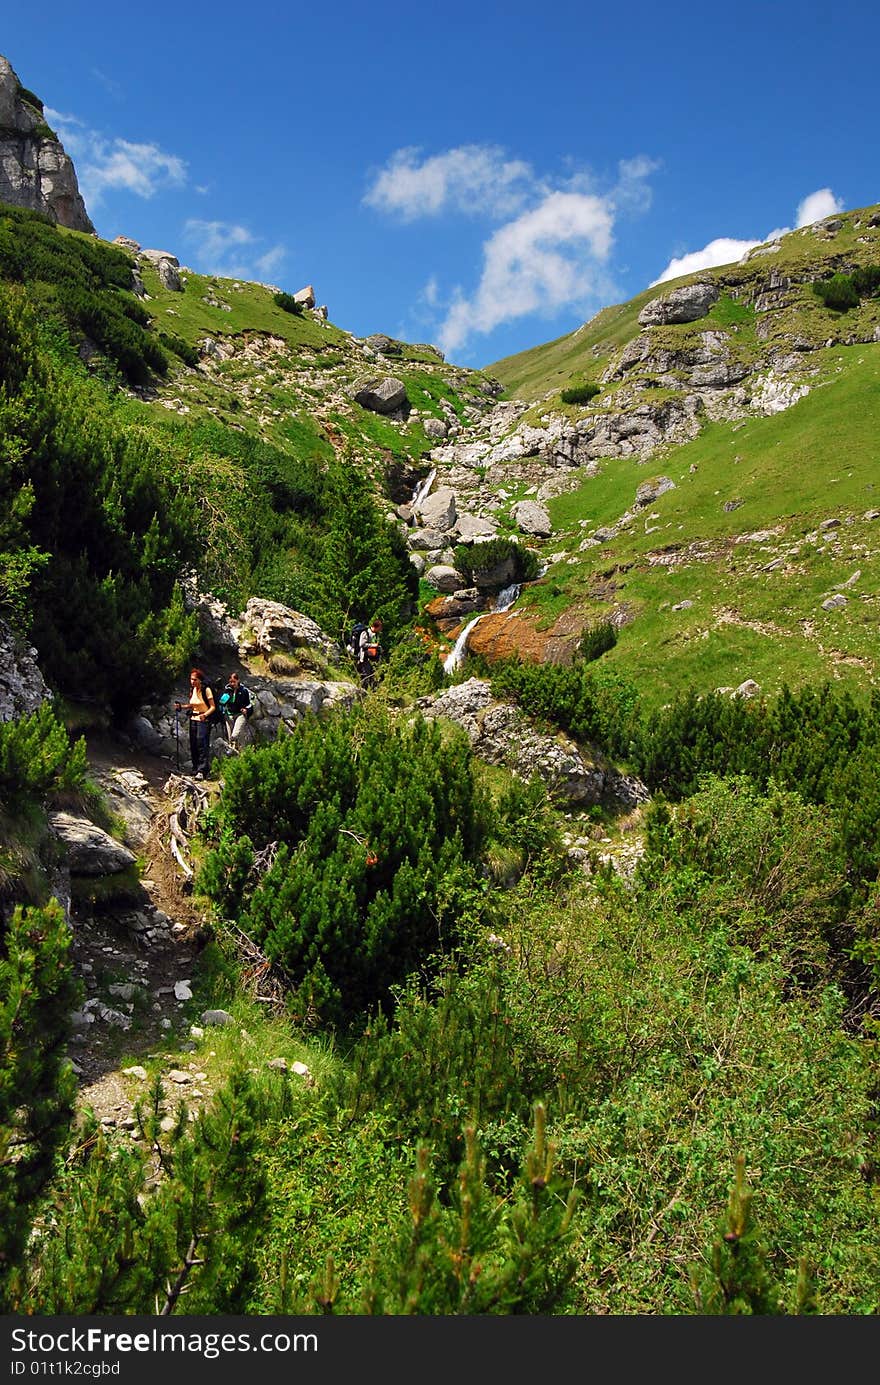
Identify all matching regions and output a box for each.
[4,0,879,368]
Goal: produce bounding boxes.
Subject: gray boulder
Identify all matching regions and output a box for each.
[88,767,154,848]
[472,553,518,590]
[431,589,484,620]
[48,812,136,876]
[454,513,498,543]
[423,678,492,737]
[238,598,340,663]
[364,333,400,355]
[140,249,182,292]
[634,476,675,507]
[421,680,606,806]
[409,527,447,551]
[425,565,466,593]
[181,578,242,650]
[423,417,448,439]
[293,285,316,308]
[638,282,720,326]
[349,377,409,415]
[511,500,552,537]
[157,258,182,291]
[417,486,457,532]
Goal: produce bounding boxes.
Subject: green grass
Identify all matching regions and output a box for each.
[503,344,880,706]
[139,261,348,351]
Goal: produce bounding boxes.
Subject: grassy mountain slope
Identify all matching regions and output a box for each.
[130,254,500,478]
[513,345,880,707]
[489,206,880,400]
[463,207,880,706]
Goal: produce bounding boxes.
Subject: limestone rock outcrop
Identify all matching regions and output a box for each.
[0,55,94,233]
[638,282,720,326]
[420,679,607,807]
[416,485,457,533]
[140,249,183,292]
[425,564,465,593]
[0,620,51,722]
[238,598,341,664]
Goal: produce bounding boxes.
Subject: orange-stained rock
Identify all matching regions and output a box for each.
[466,612,582,666]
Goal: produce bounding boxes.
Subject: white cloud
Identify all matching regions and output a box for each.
[796,187,844,227]
[45,107,186,208]
[255,245,287,279]
[612,155,661,214]
[366,142,657,356]
[90,68,123,99]
[364,144,534,220]
[652,186,846,285]
[652,236,761,284]
[183,219,287,282]
[438,191,615,356]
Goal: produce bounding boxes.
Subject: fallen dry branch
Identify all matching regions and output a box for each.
[225,920,288,1013]
[161,775,210,882]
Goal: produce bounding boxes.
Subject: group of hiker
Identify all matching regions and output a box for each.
[174,617,384,778]
[175,669,253,780]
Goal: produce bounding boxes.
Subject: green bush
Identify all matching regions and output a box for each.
[16,85,44,113]
[641,775,845,985]
[453,537,540,587]
[813,274,860,312]
[560,381,600,406]
[0,205,166,384]
[812,265,880,313]
[850,264,880,297]
[13,1069,272,1313]
[0,705,87,814]
[0,899,80,1311]
[158,331,200,367]
[273,291,304,315]
[489,657,639,757]
[198,703,488,1025]
[578,620,617,661]
[0,288,200,713]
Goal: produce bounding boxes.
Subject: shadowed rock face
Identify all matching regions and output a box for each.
[0,54,95,233]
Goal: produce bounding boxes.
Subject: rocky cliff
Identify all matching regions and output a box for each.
[0,54,94,233]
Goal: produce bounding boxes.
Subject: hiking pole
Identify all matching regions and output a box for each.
[174,704,180,771]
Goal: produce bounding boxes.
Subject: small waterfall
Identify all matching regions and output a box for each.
[495,583,521,612]
[411,467,436,515]
[442,583,521,675]
[443,614,483,675]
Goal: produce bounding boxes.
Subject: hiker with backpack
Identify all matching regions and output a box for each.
[175,668,216,780]
[352,617,383,687]
[218,671,253,750]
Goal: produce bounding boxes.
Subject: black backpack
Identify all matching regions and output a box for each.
[205,682,226,728]
[348,622,367,656]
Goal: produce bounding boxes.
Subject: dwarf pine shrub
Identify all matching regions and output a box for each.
[198,703,488,1025]
[560,381,600,406]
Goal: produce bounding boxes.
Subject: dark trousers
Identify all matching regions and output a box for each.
[189,717,211,774]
